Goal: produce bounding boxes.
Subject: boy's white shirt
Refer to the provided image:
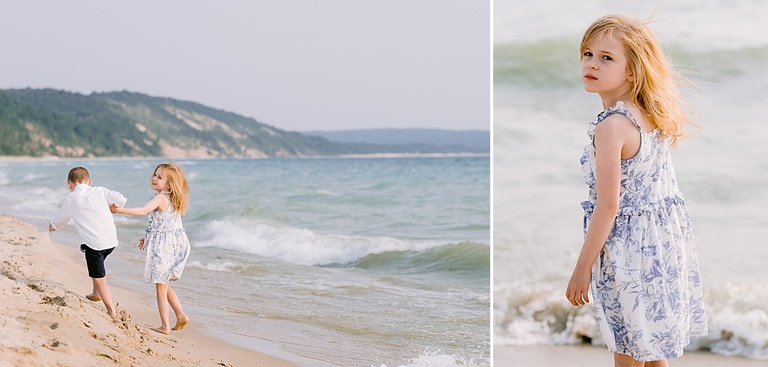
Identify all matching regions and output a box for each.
[50,184,127,250]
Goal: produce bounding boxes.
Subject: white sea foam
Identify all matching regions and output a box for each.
[21,173,44,183]
[699,308,768,360]
[375,348,486,367]
[187,260,242,272]
[194,218,444,266]
[131,161,152,170]
[495,281,768,360]
[5,186,66,220]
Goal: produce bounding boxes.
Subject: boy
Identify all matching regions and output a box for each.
[49,166,127,318]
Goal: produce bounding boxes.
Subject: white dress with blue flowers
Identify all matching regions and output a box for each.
[580,102,708,361]
[144,193,190,284]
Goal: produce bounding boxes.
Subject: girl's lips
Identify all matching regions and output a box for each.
[584,74,597,80]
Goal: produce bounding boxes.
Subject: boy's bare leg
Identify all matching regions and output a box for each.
[167,286,189,331]
[153,283,171,335]
[92,277,116,317]
[86,283,102,302]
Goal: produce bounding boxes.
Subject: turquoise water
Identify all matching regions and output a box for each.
[494,0,768,360]
[0,156,490,366]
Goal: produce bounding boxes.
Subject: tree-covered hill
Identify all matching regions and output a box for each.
[0,89,485,158]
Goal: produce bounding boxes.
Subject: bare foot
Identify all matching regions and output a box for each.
[172,315,190,331]
[85,294,102,302]
[151,326,170,335]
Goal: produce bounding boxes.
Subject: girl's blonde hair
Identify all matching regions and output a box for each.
[580,14,692,145]
[154,162,190,214]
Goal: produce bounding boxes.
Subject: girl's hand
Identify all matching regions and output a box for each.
[565,268,591,306]
[138,238,146,251]
[110,204,122,214]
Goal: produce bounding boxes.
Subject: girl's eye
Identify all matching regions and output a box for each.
[583,52,593,57]
[602,55,613,61]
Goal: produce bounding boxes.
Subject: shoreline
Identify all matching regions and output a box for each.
[494,345,768,366]
[0,214,296,367]
[0,152,490,163]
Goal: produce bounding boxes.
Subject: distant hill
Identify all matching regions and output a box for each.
[305,129,489,152]
[0,89,485,158]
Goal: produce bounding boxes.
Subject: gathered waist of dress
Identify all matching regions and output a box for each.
[145,228,186,234]
[580,195,686,217]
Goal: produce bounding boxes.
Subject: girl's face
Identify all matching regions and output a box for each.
[581,33,634,99]
[151,167,169,192]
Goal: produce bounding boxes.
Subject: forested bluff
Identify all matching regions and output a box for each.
[0,89,487,158]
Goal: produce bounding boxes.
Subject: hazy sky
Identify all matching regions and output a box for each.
[0,1,490,132]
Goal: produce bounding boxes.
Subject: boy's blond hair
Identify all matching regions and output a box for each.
[580,14,692,146]
[154,163,190,214]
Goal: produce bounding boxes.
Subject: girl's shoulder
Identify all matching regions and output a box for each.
[155,191,170,199]
[597,102,636,124]
[596,101,659,135]
[591,102,639,138]
[593,114,639,142]
[152,192,171,211]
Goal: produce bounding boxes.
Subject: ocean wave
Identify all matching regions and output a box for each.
[376,347,488,367]
[193,218,458,267]
[494,39,768,88]
[353,242,489,276]
[494,281,768,360]
[0,185,66,220]
[0,170,9,186]
[187,260,243,272]
[494,39,579,88]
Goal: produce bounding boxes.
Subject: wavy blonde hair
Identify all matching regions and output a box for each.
[580,14,693,146]
[154,162,190,214]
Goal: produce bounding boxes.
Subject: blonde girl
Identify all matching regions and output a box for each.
[565,14,707,366]
[112,162,191,334]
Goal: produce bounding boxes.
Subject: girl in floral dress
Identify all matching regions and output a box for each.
[112,162,191,335]
[565,15,707,366]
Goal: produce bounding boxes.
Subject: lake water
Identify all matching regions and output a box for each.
[0,156,490,366]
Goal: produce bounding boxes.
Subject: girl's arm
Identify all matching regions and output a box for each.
[111,193,167,216]
[566,115,631,306]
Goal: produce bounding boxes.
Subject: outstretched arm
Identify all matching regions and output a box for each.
[111,193,166,216]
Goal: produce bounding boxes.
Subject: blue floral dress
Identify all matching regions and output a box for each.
[580,102,708,361]
[144,193,190,284]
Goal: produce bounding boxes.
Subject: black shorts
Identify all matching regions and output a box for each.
[80,244,115,279]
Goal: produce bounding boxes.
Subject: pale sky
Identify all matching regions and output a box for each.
[0,1,490,132]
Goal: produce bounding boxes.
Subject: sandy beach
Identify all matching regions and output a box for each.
[494,345,768,367]
[0,214,295,367]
